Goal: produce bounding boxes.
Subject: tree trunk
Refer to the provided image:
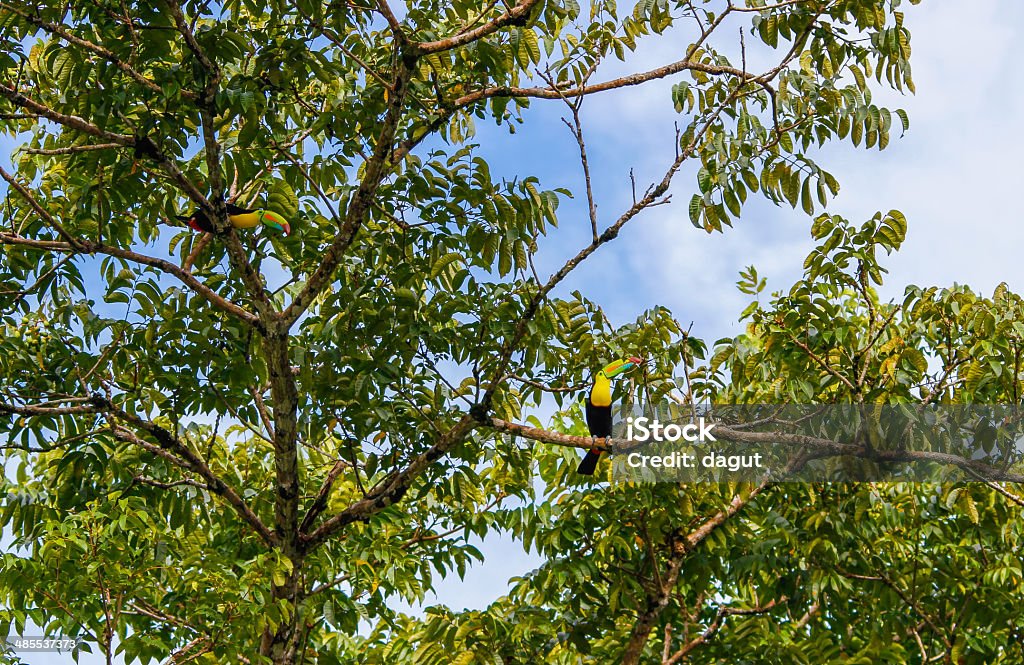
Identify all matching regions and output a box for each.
[260,328,305,663]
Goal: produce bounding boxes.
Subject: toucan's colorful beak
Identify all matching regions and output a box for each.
[260,211,291,236]
[603,357,642,377]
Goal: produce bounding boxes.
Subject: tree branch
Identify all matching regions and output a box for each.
[663,597,786,665]
[21,143,124,155]
[487,417,1024,483]
[93,396,276,547]
[0,232,259,326]
[412,0,542,55]
[279,55,416,327]
[622,479,774,665]
[165,0,218,75]
[300,415,477,550]
[0,165,86,248]
[374,0,409,44]
[0,84,135,144]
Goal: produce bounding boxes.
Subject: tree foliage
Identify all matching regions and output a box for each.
[2,0,1021,663]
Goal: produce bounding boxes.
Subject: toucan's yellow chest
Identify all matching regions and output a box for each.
[590,374,612,407]
[228,211,261,229]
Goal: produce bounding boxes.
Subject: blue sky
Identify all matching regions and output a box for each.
[5,1,1024,662]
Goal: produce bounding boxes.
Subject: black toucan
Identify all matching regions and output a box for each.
[177,203,291,235]
[578,357,643,475]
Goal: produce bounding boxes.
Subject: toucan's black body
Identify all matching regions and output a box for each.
[585,399,613,439]
[177,203,255,233]
[579,398,613,475]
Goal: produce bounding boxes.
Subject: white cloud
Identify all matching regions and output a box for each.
[824,2,1024,301]
[550,1,1024,338]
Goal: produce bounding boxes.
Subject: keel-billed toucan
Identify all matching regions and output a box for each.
[178,203,291,236]
[578,357,643,475]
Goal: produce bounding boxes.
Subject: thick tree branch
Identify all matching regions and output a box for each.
[165,0,218,75]
[0,84,134,144]
[0,232,258,325]
[279,56,416,327]
[300,415,477,550]
[487,418,1024,483]
[374,0,409,44]
[411,0,542,55]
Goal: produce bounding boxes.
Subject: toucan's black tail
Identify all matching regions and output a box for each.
[577,449,602,475]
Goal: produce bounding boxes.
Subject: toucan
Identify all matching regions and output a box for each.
[177,203,291,235]
[578,357,643,475]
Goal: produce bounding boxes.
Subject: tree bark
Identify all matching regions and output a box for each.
[260,328,304,662]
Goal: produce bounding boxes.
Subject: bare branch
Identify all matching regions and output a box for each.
[543,68,599,242]
[21,143,124,155]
